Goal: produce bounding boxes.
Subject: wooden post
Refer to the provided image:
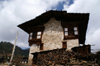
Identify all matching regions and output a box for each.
[9,32,18,65]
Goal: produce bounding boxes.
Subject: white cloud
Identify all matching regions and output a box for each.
[0,0,66,48]
[63,0,100,52]
[2,0,100,52]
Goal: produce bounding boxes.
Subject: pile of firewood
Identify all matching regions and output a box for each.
[33,49,79,65]
[32,49,99,66]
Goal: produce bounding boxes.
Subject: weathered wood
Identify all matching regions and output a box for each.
[28,25,45,32]
[29,39,41,46]
[72,45,91,55]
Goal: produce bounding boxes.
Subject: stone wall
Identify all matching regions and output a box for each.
[28,17,79,65]
[67,39,79,50]
[28,44,40,65]
[29,18,79,54]
[42,17,64,50]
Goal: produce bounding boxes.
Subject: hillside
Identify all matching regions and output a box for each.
[0,41,29,57]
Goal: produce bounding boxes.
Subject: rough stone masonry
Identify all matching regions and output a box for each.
[28,18,79,64]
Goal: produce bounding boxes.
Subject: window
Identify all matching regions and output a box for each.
[33,32,37,39]
[37,31,42,39]
[29,32,33,40]
[74,27,78,35]
[62,42,67,49]
[64,28,68,31]
[74,27,77,30]
[29,31,42,40]
[69,27,74,35]
[37,32,41,35]
[64,28,68,36]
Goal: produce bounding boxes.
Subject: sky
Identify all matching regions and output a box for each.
[0,0,100,52]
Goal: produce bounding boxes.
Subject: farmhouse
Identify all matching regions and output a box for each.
[18,10,90,65]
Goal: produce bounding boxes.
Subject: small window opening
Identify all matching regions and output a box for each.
[74,27,77,31]
[74,31,78,35]
[62,42,67,49]
[30,33,33,36]
[74,27,78,35]
[37,32,41,35]
[37,36,41,39]
[37,31,41,39]
[30,37,32,40]
[29,32,33,40]
[40,43,43,50]
[64,28,68,36]
[64,28,68,31]
[65,32,68,36]
[33,32,37,39]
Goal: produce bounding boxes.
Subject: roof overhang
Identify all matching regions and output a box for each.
[18,10,89,44]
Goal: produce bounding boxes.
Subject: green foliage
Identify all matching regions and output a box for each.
[0,41,29,58]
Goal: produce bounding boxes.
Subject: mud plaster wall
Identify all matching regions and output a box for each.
[42,18,64,50]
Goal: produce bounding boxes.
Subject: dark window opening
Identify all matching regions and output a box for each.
[62,42,67,49]
[40,43,43,50]
[33,53,37,64]
[68,27,74,36]
[33,32,37,39]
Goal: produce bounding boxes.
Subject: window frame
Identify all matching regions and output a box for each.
[29,32,33,40]
[64,28,68,36]
[37,31,42,39]
[74,27,78,35]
